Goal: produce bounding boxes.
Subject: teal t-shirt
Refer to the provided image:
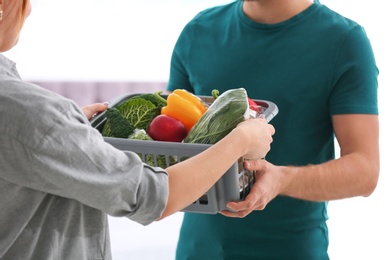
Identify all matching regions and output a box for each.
[167,1,378,259]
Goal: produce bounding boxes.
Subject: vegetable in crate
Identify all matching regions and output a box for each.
[101,93,162,138]
[161,89,208,132]
[116,96,160,131]
[148,114,188,142]
[248,97,260,112]
[136,91,167,112]
[152,155,178,169]
[128,128,153,141]
[128,129,178,168]
[173,89,208,114]
[184,88,250,144]
[102,107,134,138]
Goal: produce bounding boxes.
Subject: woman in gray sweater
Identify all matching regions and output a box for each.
[0,0,275,259]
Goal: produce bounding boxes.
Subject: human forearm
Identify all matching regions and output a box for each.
[223,153,379,218]
[222,114,379,218]
[280,152,379,201]
[159,129,246,219]
[159,118,274,219]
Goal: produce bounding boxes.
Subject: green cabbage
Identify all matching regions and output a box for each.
[117,97,159,131]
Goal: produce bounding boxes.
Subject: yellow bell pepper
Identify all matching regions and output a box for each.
[161,89,207,131]
[172,89,208,114]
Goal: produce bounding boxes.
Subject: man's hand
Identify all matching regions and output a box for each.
[220,159,284,218]
[81,102,108,120]
[221,115,380,218]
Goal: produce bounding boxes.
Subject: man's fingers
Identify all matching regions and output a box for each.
[244,159,267,171]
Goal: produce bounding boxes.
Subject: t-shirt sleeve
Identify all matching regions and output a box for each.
[329,25,379,115]
[167,24,195,93]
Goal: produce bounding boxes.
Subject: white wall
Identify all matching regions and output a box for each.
[6,0,232,82]
[5,1,390,259]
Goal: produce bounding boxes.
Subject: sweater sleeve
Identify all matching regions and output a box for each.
[0,86,169,225]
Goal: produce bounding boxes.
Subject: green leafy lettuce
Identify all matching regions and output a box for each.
[184,88,249,144]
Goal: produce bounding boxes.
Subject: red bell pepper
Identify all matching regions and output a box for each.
[248,97,260,112]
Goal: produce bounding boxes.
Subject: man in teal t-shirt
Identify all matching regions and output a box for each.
[167,0,379,259]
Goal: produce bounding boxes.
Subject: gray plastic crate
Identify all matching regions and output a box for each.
[90,92,278,214]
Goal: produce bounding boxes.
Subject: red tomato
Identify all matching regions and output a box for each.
[148,114,188,142]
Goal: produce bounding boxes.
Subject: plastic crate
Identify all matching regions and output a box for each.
[90,92,278,214]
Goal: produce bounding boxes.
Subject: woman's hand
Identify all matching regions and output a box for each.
[233,118,275,160]
[81,102,108,120]
[160,118,275,219]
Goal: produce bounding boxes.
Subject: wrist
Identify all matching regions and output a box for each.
[229,126,250,157]
[279,166,298,196]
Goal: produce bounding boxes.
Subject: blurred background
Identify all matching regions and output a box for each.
[5,0,389,259]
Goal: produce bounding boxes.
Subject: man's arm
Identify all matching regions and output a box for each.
[221,114,379,217]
